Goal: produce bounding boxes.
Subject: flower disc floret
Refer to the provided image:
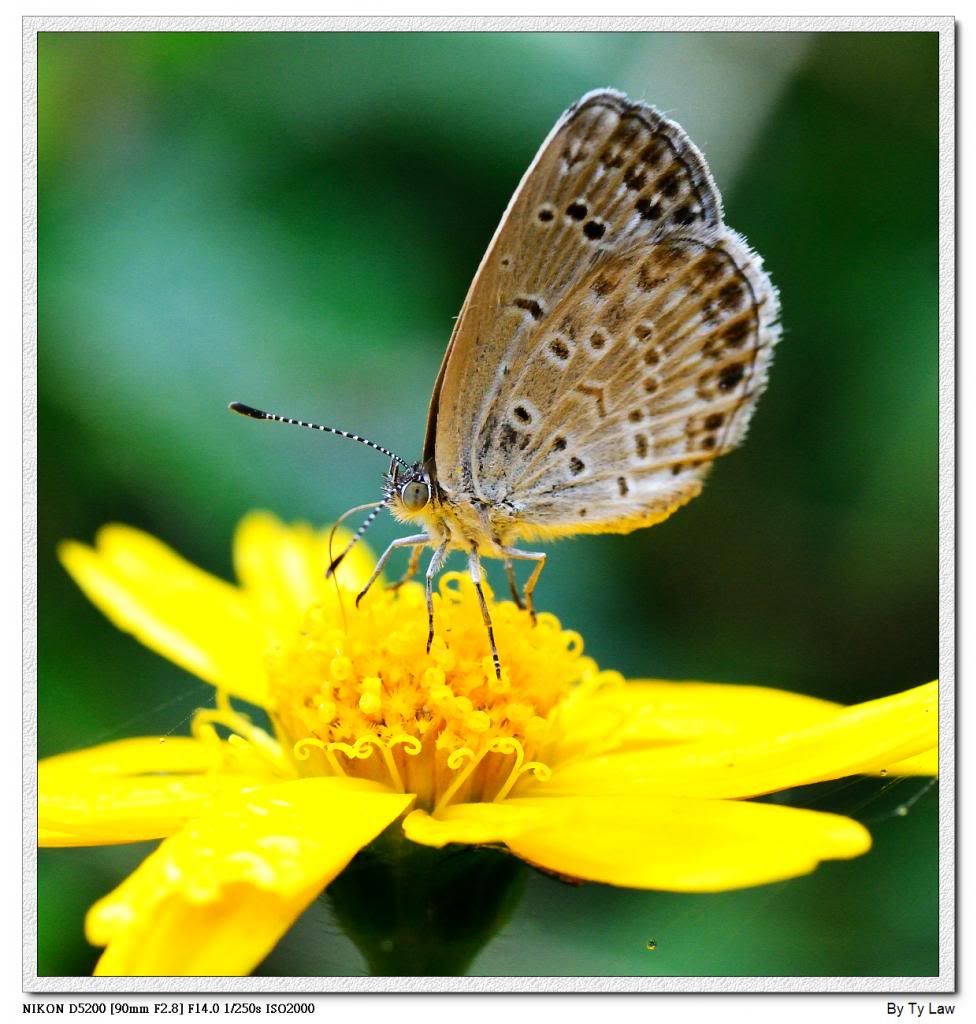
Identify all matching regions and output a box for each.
[268,572,595,810]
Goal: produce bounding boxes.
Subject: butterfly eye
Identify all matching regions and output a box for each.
[400,480,431,513]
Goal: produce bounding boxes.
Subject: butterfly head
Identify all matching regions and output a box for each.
[385,461,435,523]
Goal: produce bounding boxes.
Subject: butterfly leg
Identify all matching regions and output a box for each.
[503,559,524,610]
[355,534,429,608]
[387,543,423,592]
[468,548,502,680]
[425,541,450,653]
[500,547,546,624]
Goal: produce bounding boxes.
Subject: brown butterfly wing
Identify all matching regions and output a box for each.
[476,231,780,539]
[425,89,779,539]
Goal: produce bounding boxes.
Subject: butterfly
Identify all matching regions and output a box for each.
[231,88,781,678]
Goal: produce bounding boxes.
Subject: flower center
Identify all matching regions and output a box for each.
[265,572,594,810]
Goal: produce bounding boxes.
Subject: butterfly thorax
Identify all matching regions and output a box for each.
[386,460,517,554]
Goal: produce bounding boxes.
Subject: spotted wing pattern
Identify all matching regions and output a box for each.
[427,89,780,540]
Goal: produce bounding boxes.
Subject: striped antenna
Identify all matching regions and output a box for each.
[326,501,385,579]
[229,402,408,467]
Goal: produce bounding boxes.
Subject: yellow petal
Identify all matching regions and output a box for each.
[403,799,558,846]
[551,679,843,761]
[39,737,279,846]
[40,737,225,779]
[95,881,318,976]
[405,795,869,892]
[233,513,375,639]
[88,777,412,976]
[541,681,938,800]
[60,528,269,706]
[40,827,91,847]
[883,750,939,776]
[40,773,265,846]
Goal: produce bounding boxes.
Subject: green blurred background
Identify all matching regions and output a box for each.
[36,30,940,978]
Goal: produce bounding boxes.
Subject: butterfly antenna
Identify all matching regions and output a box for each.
[229,402,408,468]
[326,501,385,579]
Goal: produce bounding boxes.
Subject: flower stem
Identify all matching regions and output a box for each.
[326,825,525,976]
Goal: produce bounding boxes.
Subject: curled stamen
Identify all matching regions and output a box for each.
[446,747,477,772]
[190,711,220,746]
[488,737,552,802]
[435,746,484,813]
[190,706,287,776]
[309,741,349,777]
[384,734,423,793]
[485,737,523,802]
[193,708,245,742]
[349,735,407,792]
[293,737,349,777]
[388,734,423,757]
[326,740,368,777]
[293,738,327,761]
[239,720,288,767]
[488,736,523,764]
[347,738,380,760]
[496,760,551,802]
[296,734,426,789]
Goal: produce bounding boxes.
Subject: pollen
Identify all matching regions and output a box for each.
[267,572,597,810]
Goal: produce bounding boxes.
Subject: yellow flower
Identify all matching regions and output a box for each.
[41,512,938,976]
